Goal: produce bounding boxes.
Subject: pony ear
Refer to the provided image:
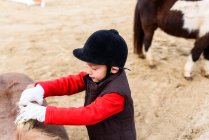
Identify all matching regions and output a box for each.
[110,67,119,74]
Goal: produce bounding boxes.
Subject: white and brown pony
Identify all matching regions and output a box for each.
[134,0,209,79]
[0,73,69,140]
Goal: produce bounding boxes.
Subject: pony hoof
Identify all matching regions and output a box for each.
[205,75,209,79]
[184,76,193,81]
[138,54,145,59]
[149,64,156,69]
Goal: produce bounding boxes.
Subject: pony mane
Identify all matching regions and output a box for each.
[16,128,62,140]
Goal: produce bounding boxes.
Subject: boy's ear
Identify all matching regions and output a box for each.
[110,67,119,74]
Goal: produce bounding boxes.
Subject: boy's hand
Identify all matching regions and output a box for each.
[15,103,46,124]
[19,84,44,106]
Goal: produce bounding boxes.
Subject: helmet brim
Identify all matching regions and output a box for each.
[73,48,97,64]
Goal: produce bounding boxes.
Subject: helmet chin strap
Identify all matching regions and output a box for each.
[105,65,112,78]
[95,65,112,84]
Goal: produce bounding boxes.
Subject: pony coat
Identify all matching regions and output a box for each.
[0,73,69,140]
[171,0,209,37]
[134,0,209,79]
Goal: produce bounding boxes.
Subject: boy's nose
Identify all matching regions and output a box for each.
[87,67,92,75]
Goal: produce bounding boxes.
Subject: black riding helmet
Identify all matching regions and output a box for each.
[73,29,128,69]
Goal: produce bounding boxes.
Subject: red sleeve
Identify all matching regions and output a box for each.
[44,93,125,125]
[35,72,87,98]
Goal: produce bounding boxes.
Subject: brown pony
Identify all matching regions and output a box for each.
[134,0,209,79]
[0,73,69,140]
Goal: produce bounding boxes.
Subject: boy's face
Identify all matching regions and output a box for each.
[86,63,107,82]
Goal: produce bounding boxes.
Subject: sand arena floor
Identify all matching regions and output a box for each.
[1,0,209,139]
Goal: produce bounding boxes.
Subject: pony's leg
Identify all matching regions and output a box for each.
[184,37,208,79]
[203,47,209,77]
[143,29,155,67]
[184,55,194,79]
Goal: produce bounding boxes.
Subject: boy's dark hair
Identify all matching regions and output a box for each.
[73,29,128,69]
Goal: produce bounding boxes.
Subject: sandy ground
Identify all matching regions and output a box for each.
[1,0,209,140]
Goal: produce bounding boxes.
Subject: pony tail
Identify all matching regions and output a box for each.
[134,1,144,55]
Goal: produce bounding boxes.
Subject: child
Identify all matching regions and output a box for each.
[16,29,136,140]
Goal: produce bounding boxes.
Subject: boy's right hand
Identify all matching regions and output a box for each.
[19,84,44,106]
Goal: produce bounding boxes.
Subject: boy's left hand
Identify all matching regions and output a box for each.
[15,103,46,124]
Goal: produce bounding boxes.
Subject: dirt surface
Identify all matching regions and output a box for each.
[1,0,209,140]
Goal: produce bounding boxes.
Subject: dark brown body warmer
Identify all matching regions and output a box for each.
[83,70,136,140]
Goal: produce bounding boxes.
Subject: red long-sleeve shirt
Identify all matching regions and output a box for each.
[36,72,125,125]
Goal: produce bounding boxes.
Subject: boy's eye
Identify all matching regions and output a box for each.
[92,67,97,70]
